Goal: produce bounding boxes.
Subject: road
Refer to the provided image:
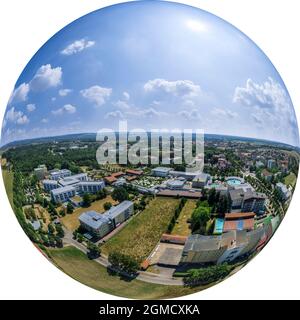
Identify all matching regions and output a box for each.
[63,228,184,286]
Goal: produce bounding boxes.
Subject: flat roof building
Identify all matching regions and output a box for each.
[151,167,172,177]
[50,169,72,180]
[34,165,48,180]
[43,179,59,191]
[51,185,76,203]
[79,201,134,239]
[192,173,211,188]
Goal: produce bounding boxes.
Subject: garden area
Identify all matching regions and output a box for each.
[101,197,180,262]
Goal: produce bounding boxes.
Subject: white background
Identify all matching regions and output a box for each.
[0,0,299,300]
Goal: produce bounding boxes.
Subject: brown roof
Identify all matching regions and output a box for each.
[104,176,117,184]
[157,189,202,199]
[111,172,125,178]
[225,212,255,220]
[223,218,254,232]
[140,259,150,270]
[126,175,137,181]
[126,169,143,176]
[161,234,188,243]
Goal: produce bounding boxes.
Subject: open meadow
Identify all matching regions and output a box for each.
[101,197,180,262]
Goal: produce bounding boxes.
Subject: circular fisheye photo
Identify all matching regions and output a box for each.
[1,1,299,299]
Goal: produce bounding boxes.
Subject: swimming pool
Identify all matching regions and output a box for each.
[227,179,242,186]
[225,176,244,186]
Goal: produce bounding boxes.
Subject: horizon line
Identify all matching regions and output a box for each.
[1,130,299,150]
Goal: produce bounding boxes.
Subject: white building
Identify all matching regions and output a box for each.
[79,201,134,238]
[276,182,292,201]
[151,167,172,177]
[51,186,76,203]
[49,169,72,180]
[192,173,211,188]
[34,165,48,180]
[77,181,105,194]
[267,159,276,169]
[42,179,59,191]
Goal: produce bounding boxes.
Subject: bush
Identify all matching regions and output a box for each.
[184,264,232,287]
[108,252,139,275]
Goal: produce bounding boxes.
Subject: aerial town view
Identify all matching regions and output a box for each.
[0,1,299,299]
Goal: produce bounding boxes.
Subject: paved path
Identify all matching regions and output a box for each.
[63,228,184,286]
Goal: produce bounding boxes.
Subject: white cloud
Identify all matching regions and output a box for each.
[123,91,130,101]
[41,118,48,123]
[211,108,238,118]
[143,107,167,118]
[51,97,57,102]
[178,109,202,120]
[233,77,291,111]
[16,115,29,125]
[5,107,29,125]
[127,107,167,119]
[52,104,76,115]
[105,110,124,119]
[233,78,299,146]
[59,88,72,96]
[9,83,30,104]
[61,39,95,55]
[9,64,62,105]
[144,79,201,98]
[113,100,130,110]
[26,104,36,112]
[80,85,112,107]
[30,64,62,91]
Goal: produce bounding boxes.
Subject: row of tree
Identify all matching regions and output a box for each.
[183,264,232,287]
[167,198,187,233]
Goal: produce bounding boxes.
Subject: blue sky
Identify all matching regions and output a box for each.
[1,0,299,146]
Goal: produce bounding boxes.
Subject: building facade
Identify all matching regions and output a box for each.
[51,186,76,203]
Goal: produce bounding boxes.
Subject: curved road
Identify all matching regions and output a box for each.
[63,229,184,286]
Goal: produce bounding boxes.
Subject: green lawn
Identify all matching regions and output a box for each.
[49,246,201,299]
[171,200,196,236]
[102,197,180,262]
[284,172,297,188]
[2,168,13,206]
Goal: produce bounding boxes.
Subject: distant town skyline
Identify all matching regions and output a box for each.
[1,0,299,147]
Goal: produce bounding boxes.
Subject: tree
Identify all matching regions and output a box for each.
[108,252,139,275]
[82,193,92,207]
[112,187,129,202]
[216,195,230,215]
[55,224,65,238]
[103,202,112,211]
[87,242,101,259]
[67,202,74,214]
[48,224,55,234]
[207,188,217,206]
[55,236,63,248]
[184,264,232,287]
[191,206,211,233]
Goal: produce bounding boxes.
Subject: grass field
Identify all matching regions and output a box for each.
[102,197,180,262]
[171,200,196,236]
[284,172,297,188]
[48,246,201,299]
[60,196,118,231]
[2,168,13,206]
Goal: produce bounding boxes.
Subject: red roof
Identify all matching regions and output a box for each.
[161,234,188,243]
[140,259,150,270]
[157,189,202,199]
[225,212,255,220]
[111,172,125,178]
[104,176,117,184]
[126,169,143,176]
[223,218,254,232]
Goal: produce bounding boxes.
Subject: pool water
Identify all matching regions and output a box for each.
[227,179,242,186]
